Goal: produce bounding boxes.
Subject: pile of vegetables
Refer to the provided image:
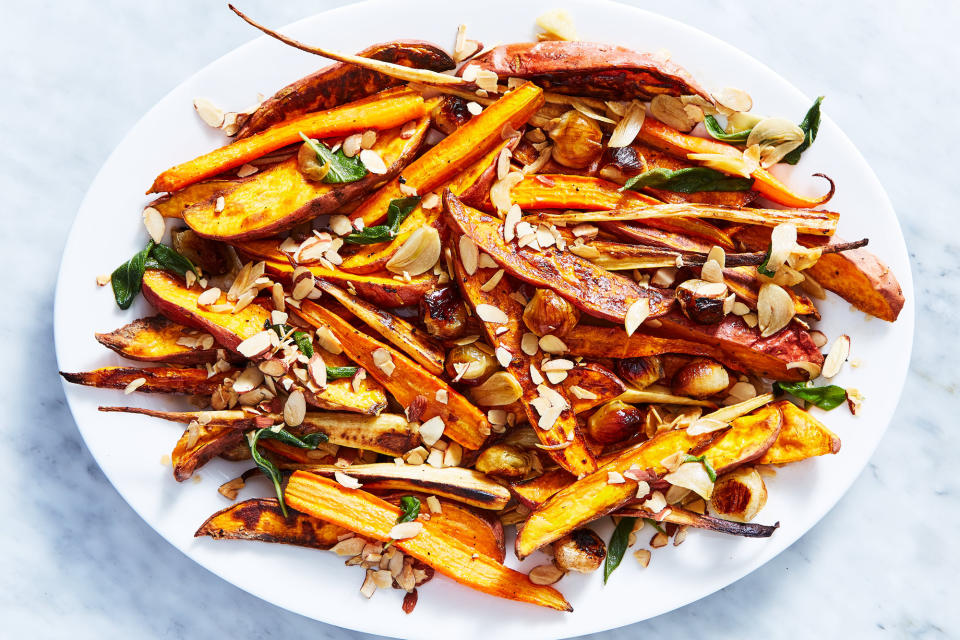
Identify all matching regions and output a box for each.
[61,7,903,613]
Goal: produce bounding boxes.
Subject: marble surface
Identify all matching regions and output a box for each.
[3,0,958,637]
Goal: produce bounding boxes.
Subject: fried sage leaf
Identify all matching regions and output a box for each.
[248,426,330,516]
[703,115,752,143]
[622,167,753,193]
[397,496,422,524]
[112,241,154,310]
[782,96,824,165]
[343,196,421,245]
[774,381,846,410]
[603,516,636,583]
[299,133,368,183]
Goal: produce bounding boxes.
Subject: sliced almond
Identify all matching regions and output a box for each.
[713,87,753,113]
[123,377,146,394]
[236,331,272,359]
[476,303,508,324]
[634,549,651,567]
[359,149,387,174]
[607,100,646,148]
[193,97,225,128]
[342,134,362,158]
[197,287,221,306]
[283,389,306,426]
[386,226,441,276]
[334,470,362,489]
[528,563,565,586]
[701,259,724,284]
[142,207,165,243]
[419,416,445,447]
[650,95,696,132]
[459,236,479,275]
[757,283,795,337]
[821,334,851,379]
[538,334,568,354]
[495,346,513,367]
[389,521,424,540]
[521,332,539,356]
[624,298,650,336]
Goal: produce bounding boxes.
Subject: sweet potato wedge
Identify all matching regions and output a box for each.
[298,367,389,415]
[510,469,575,510]
[463,41,709,101]
[445,191,673,323]
[141,269,272,354]
[723,267,819,318]
[195,498,349,547]
[731,225,904,322]
[95,315,234,365]
[238,41,455,137]
[294,300,490,450]
[99,407,416,457]
[284,471,572,611]
[602,220,727,253]
[563,362,626,413]
[450,239,596,475]
[149,88,427,193]
[183,116,430,241]
[318,280,445,377]
[514,405,781,557]
[148,179,244,219]
[282,463,511,510]
[172,422,246,481]
[60,366,235,395]
[616,505,779,538]
[339,138,515,274]
[349,82,544,226]
[637,117,834,209]
[757,400,841,465]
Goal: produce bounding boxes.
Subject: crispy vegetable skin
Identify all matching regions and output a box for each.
[515,405,782,557]
[183,117,429,240]
[350,83,544,226]
[283,463,510,510]
[100,407,416,456]
[294,300,490,449]
[563,363,626,413]
[445,191,673,323]
[172,422,245,481]
[637,117,834,208]
[196,498,349,547]
[464,41,709,101]
[318,280,445,376]
[149,88,426,193]
[603,220,727,253]
[451,242,597,475]
[758,400,840,464]
[563,312,823,381]
[732,225,904,321]
[95,315,231,364]
[616,505,779,538]
[340,138,515,274]
[723,267,819,317]
[140,269,271,354]
[285,471,572,611]
[238,41,454,137]
[60,366,234,395]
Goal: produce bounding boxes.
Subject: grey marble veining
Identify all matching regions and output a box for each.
[2,1,957,638]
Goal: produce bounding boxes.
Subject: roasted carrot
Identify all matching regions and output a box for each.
[444,191,674,323]
[515,405,782,558]
[285,471,572,611]
[637,117,834,208]
[450,237,597,476]
[149,87,426,193]
[349,83,544,226]
[294,300,490,450]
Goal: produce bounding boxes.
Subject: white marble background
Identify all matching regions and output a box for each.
[2,1,957,638]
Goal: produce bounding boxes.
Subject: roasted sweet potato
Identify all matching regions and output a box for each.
[445,191,673,324]
[184,116,429,241]
[563,362,626,413]
[731,225,904,322]
[318,280,445,376]
[149,179,244,219]
[757,400,841,465]
[150,88,427,193]
[95,315,233,364]
[238,41,455,137]
[294,300,490,450]
[723,267,819,318]
[510,469,575,510]
[637,117,834,209]
[172,422,246,481]
[602,220,727,253]
[141,269,272,354]
[514,405,782,558]
[616,505,778,538]
[349,83,544,226]
[196,497,348,546]
[284,471,572,611]
[450,239,597,475]
[60,366,235,395]
[462,41,709,101]
[100,407,416,457]
[283,463,511,510]
[340,138,516,274]
[298,363,389,415]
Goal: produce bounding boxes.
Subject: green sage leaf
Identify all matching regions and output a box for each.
[326,365,359,380]
[774,381,847,410]
[703,115,752,143]
[621,167,753,194]
[248,426,329,516]
[299,133,368,183]
[643,518,666,535]
[682,453,717,482]
[149,243,197,279]
[397,496,421,524]
[343,196,421,245]
[781,96,823,165]
[292,331,314,358]
[603,516,636,584]
[111,241,154,310]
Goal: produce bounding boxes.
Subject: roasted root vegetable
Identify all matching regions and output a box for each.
[172,422,246,481]
[670,358,730,398]
[616,505,778,538]
[475,444,533,480]
[95,315,234,364]
[150,88,427,193]
[60,366,235,396]
[757,400,841,464]
[182,116,429,240]
[237,41,455,137]
[708,467,768,522]
[515,404,782,557]
[284,471,572,610]
[140,269,271,354]
[585,400,645,444]
[445,191,673,324]
[196,498,348,547]
[463,41,710,100]
[294,300,491,449]
[553,529,606,574]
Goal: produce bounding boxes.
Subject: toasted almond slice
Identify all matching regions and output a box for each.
[624,299,650,336]
[334,470,362,489]
[359,149,387,175]
[757,283,795,337]
[193,97,225,128]
[419,416,445,447]
[528,563,565,586]
[236,331,272,359]
[634,549,651,567]
[607,100,646,148]
[283,389,306,426]
[821,334,851,379]
[459,236,479,276]
[142,207,165,243]
[476,303,509,324]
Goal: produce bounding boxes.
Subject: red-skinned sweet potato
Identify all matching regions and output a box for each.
[757,400,841,465]
[462,41,710,101]
[60,366,236,395]
[95,315,236,365]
